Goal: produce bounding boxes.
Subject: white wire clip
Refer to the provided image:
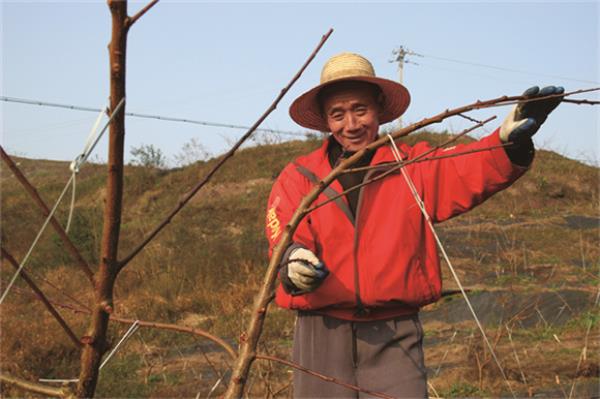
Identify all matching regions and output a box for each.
[65,98,126,232]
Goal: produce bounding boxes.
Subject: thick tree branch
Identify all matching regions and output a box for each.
[76,1,128,396]
[0,373,74,398]
[125,0,159,28]
[0,247,82,348]
[0,146,95,284]
[118,28,334,271]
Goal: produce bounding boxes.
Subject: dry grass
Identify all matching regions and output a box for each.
[1,133,598,397]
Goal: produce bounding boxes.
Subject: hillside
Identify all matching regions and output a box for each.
[1,132,598,398]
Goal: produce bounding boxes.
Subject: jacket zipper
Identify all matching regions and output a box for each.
[352,167,379,316]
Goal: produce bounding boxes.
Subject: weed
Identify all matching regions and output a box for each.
[440,381,485,397]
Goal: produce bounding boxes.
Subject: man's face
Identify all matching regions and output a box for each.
[321,82,382,152]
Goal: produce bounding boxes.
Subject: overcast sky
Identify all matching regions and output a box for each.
[2,1,598,165]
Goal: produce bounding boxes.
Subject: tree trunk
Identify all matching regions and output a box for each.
[75,0,127,396]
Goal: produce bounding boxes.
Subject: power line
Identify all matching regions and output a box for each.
[417,52,598,85]
[1,96,308,138]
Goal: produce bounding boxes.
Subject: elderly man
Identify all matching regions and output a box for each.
[265,52,562,397]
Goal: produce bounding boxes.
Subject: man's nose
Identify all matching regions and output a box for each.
[345,113,360,131]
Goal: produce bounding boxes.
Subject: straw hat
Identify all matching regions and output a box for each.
[289,52,411,132]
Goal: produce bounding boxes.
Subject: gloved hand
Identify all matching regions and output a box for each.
[500,85,564,143]
[285,248,329,294]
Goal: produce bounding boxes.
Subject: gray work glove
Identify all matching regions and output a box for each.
[500,85,564,143]
[284,248,329,295]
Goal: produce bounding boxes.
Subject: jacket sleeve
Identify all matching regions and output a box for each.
[266,163,317,258]
[416,128,530,223]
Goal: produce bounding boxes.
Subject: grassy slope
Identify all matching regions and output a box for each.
[1,133,598,397]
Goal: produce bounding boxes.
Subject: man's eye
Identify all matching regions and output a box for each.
[355,107,367,115]
[330,112,344,121]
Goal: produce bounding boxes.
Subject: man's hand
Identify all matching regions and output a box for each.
[286,248,329,294]
[500,85,564,143]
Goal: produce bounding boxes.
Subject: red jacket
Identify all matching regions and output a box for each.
[266,129,528,321]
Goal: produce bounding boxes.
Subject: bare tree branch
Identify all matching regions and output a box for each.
[76,0,128,396]
[125,0,159,28]
[53,301,237,359]
[308,143,509,214]
[0,247,82,348]
[0,146,95,284]
[118,28,334,270]
[479,87,599,109]
[0,373,74,398]
[255,354,395,399]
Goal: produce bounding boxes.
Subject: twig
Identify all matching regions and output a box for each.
[118,28,335,271]
[0,146,95,284]
[563,98,600,105]
[0,373,74,398]
[478,87,600,109]
[254,354,395,399]
[25,267,91,311]
[343,115,497,175]
[428,382,442,399]
[458,113,484,124]
[505,325,528,386]
[434,330,457,377]
[53,301,237,359]
[0,247,82,348]
[342,143,509,175]
[271,381,291,397]
[125,0,159,28]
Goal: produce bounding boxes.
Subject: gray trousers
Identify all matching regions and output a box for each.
[292,312,428,398]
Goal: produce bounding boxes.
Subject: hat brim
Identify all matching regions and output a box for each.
[289,76,411,132]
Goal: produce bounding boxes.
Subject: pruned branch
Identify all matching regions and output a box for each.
[255,354,395,399]
[0,146,95,284]
[125,0,159,28]
[0,247,82,348]
[118,28,334,270]
[0,373,74,398]
[306,115,497,217]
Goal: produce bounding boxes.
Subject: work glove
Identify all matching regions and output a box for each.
[500,85,564,143]
[283,248,329,295]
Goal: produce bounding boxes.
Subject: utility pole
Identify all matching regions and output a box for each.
[390,46,421,128]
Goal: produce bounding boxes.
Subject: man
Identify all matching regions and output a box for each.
[265,52,562,397]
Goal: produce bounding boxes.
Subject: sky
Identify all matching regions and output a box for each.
[1,1,599,166]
